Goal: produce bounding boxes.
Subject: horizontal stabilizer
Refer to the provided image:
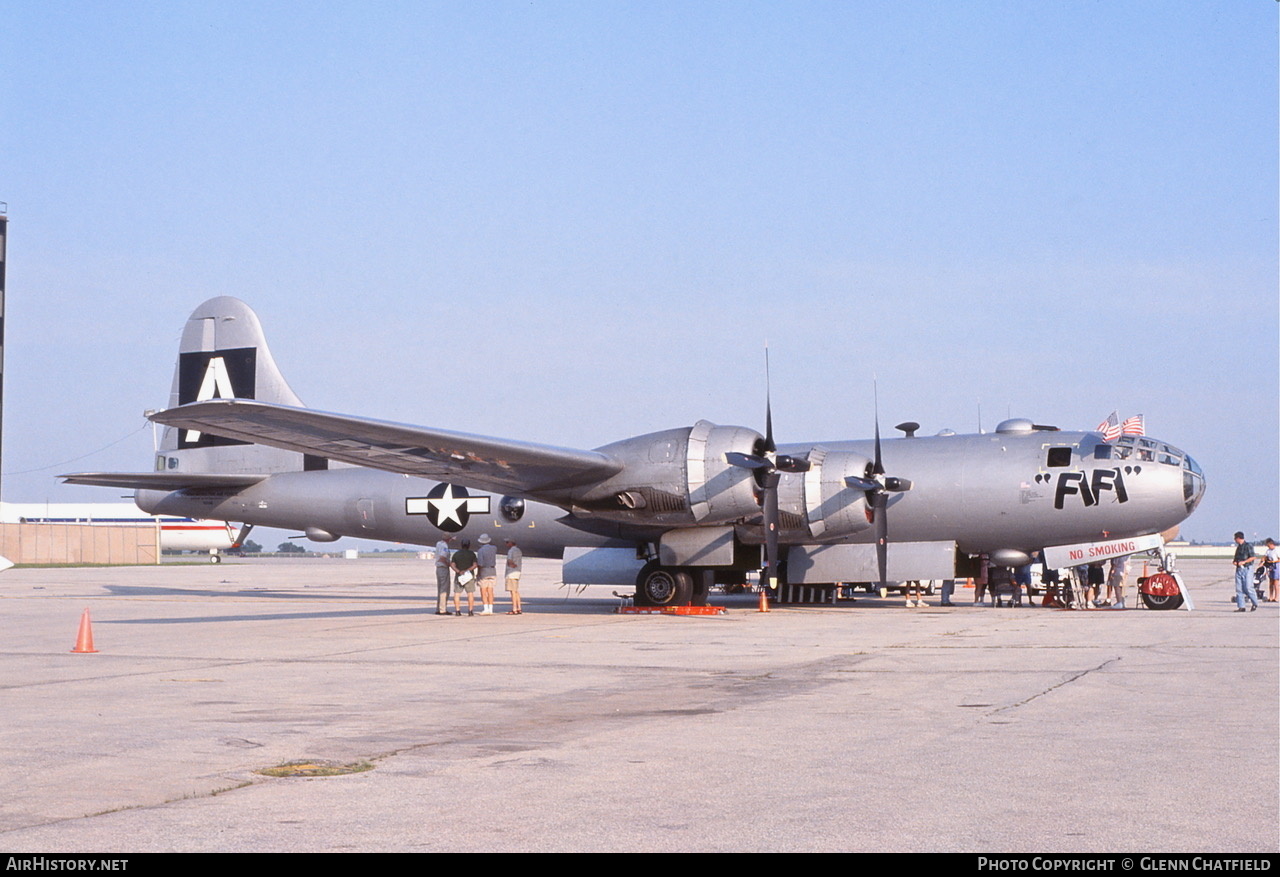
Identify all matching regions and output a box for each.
[149,399,623,495]
[59,472,269,491]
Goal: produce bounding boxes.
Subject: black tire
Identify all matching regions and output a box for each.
[690,570,712,607]
[1139,591,1184,610]
[635,564,694,607]
[210,554,221,564]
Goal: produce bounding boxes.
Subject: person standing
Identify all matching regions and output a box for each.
[1106,555,1129,610]
[451,539,479,616]
[476,533,498,615]
[973,556,989,606]
[1012,563,1032,607]
[504,538,524,615]
[1233,531,1258,612]
[1263,538,1279,603]
[1085,562,1105,608]
[434,535,453,615]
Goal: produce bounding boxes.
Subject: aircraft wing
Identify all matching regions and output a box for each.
[59,472,269,490]
[148,399,624,495]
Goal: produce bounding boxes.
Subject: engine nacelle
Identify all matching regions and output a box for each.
[572,421,763,527]
[792,447,875,539]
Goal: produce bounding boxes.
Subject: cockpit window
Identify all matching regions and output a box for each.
[1181,454,1205,511]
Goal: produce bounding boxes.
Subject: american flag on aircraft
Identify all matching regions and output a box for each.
[1096,411,1121,442]
[1121,414,1145,436]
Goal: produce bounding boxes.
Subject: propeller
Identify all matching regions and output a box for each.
[726,349,809,591]
[843,385,913,590]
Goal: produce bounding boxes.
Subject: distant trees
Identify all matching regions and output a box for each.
[276,542,306,554]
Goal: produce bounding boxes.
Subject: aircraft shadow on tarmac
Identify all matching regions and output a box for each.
[98,582,761,623]
[97,582,989,624]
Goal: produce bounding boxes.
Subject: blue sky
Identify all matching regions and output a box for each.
[1,1,1275,545]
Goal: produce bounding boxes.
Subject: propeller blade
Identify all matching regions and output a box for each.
[845,475,879,492]
[874,493,889,589]
[762,471,781,589]
[725,451,770,470]
[762,346,776,454]
[774,454,810,473]
[872,409,884,477]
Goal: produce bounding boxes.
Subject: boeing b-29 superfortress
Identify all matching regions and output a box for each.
[64,297,1205,606]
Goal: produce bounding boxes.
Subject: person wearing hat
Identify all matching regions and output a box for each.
[476,533,498,615]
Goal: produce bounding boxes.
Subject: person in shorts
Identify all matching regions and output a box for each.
[476,533,498,615]
[504,538,523,614]
[1261,538,1278,603]
[451,539,478,616]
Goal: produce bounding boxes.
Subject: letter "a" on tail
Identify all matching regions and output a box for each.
[158,297,319,475]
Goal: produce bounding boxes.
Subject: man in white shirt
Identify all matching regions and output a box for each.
[434,536,453,615]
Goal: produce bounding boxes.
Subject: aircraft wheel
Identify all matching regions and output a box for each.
[1139,591,1183,610]
[635,565,693,607]
[210,554,221,564]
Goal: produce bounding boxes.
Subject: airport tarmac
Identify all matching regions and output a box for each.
[0,556,1275,853]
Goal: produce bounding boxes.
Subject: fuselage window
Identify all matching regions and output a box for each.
[1046,447,1072,467]
[1093,445,1112,460]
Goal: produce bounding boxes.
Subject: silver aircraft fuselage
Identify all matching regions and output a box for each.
[136,425,1202,560]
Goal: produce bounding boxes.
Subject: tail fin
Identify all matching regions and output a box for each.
[157,297,318,475]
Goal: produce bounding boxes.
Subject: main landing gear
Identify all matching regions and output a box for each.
[633,562,712,607]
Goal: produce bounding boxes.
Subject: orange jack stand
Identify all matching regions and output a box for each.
[758,589,770,612]
[71,609,98,653]
[617,605,727,616]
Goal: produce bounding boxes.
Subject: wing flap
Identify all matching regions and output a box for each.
[149,399,622,495]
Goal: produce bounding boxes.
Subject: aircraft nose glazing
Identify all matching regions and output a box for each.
[1181,453,1206,514]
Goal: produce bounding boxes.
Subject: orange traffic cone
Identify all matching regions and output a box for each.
[71,609,98,653]
[757,588,770,613]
